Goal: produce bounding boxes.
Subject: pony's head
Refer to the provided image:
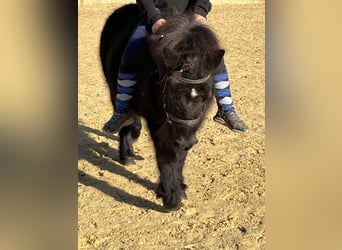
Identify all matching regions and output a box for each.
[149,14,225,151]
[149,15,225,77]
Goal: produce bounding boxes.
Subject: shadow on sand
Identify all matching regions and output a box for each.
[78,123,166,213]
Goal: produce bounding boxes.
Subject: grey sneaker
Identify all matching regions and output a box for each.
[214,108,248,132]
[102,111,134,133]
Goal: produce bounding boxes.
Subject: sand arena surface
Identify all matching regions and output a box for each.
[78,1,265,249]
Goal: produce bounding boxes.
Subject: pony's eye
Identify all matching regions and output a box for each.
[176,66,183,72]
[180,64,190,72]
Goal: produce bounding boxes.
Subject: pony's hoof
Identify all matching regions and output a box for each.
[163,202,182,212]
[120,156,135,165]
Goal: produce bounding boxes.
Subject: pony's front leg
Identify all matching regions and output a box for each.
[156,149,188,210]
[119,117,141,165]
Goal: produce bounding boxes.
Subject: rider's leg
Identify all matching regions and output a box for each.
[103,21,149,133]
[213,59,248,132]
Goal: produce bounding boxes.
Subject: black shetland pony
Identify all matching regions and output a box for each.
[100,4,224,210]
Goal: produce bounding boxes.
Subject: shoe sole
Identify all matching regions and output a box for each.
[102,117,135,134]
[213,116,247,133]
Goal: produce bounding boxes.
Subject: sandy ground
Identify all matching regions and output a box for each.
[78,1,265,249]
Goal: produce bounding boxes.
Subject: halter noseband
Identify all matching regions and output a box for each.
[178,74,211,85]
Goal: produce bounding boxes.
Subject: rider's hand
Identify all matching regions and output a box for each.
[152,18,167,34]
[193,14,207,24]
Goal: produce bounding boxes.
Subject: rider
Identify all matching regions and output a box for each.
[103,0,248,133]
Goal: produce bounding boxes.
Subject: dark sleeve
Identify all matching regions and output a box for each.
[137,0,163,27]
[188,0,212,18]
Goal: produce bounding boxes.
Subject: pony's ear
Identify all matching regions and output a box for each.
[160,48,180,71]
[206,49,225,70]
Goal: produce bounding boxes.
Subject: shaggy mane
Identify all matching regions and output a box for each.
[149,14,221,54]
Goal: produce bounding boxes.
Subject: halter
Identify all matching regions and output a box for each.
[160,71,211,127]
[178,74,211,85]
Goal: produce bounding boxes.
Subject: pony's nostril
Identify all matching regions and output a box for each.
[175,143,192,151]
